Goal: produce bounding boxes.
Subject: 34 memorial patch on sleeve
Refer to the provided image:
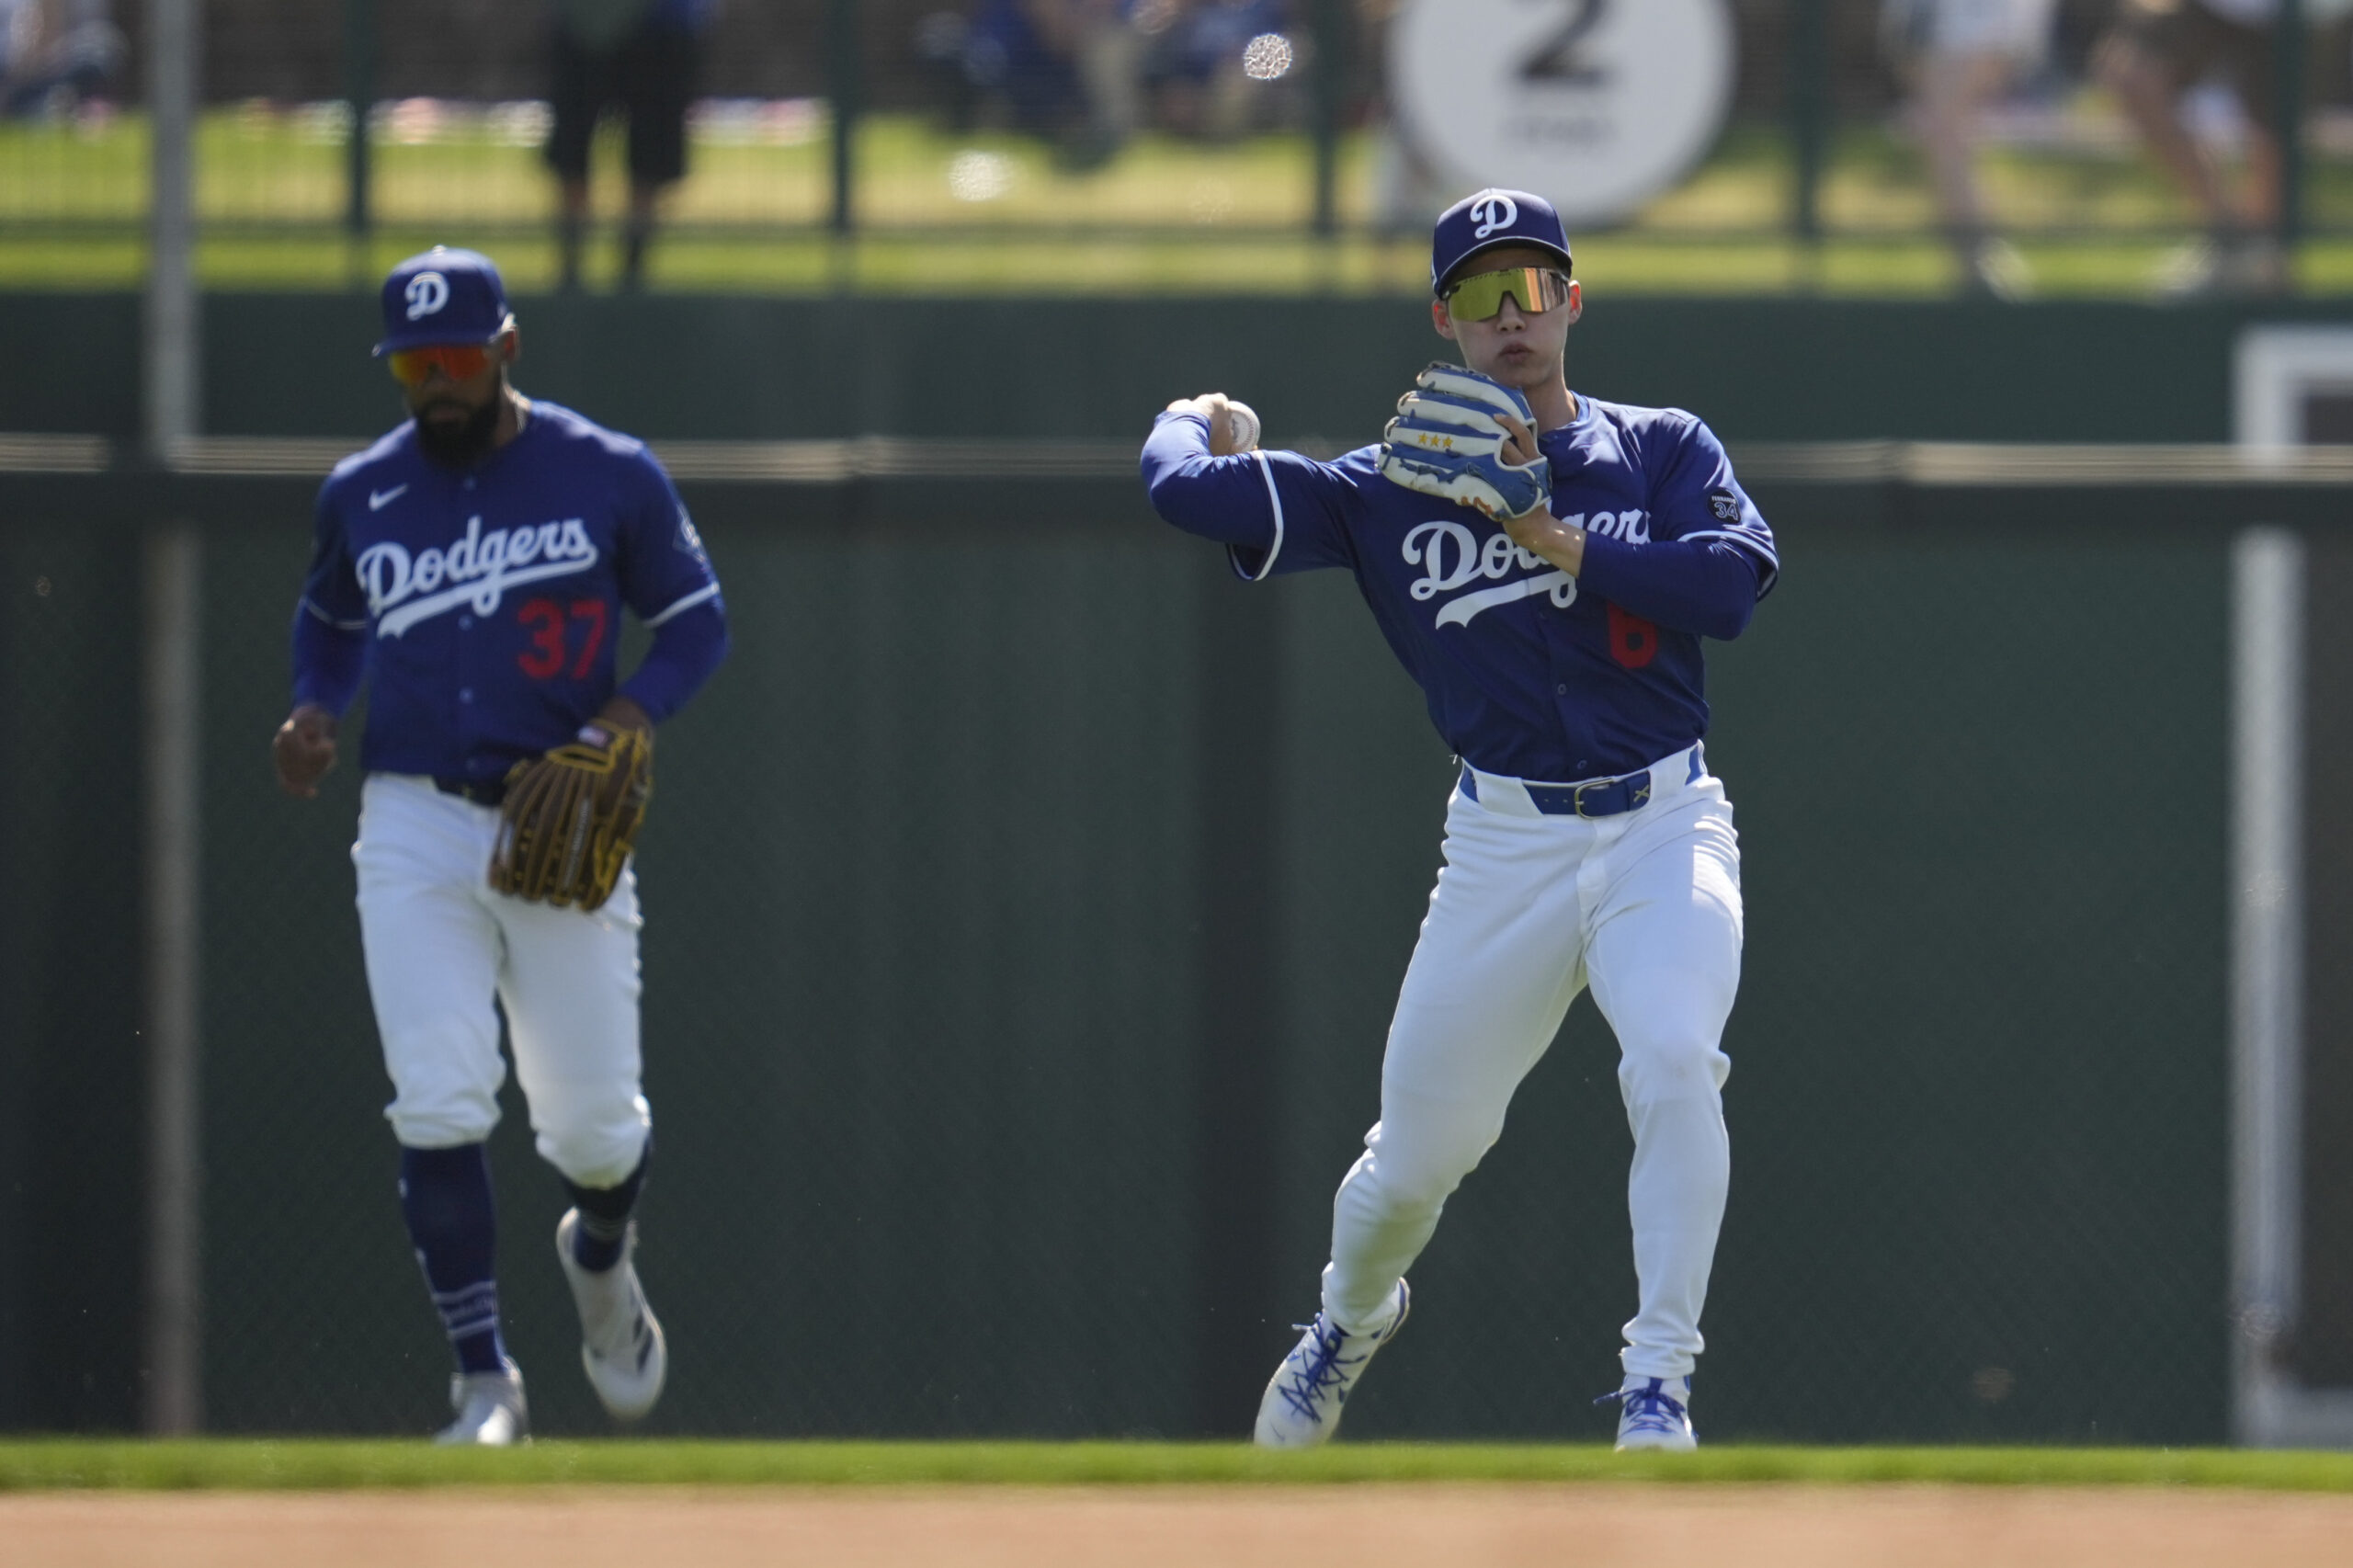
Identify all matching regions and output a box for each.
[1709,488,1741,521]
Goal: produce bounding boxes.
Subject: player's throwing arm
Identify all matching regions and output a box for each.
[1141,190,1779,1452]
[269,248,731,1444]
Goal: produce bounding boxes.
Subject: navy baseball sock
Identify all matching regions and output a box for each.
[563,1139,651,1274]
[398,1142,507,1377]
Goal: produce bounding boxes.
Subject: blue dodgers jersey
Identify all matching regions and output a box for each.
[1186,397,1775,782]
[299,401,722,780]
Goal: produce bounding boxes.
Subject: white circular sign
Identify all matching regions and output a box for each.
[1389,0,1735,228]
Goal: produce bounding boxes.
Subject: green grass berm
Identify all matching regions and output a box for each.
[11,113,2353,295]
[2,1440,2351,1493]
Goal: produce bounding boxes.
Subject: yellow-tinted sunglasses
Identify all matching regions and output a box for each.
[1442,266,1574,322]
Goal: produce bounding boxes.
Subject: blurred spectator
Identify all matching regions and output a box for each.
[0,0,120,119]
[917,2,1142,168]
[914,9,991,130]
[1139,0,1291,140]
[2095,0,2353,294]
[1347,0,1449,232]
[546,0,713,291]
[1881,0,2059,299]
[914,1,1300,158]
[1074,1,1147,154]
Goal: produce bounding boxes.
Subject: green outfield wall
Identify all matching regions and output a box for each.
[0,459,2245,1442]
[0,521,147,1432]
[4,291,2351,446]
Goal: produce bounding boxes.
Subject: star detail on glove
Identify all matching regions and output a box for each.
[1378,363,1552,521]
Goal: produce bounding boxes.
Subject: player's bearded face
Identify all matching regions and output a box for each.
[405,351,509,466]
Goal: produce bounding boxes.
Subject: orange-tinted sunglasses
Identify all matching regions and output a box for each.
[386,339,502,388]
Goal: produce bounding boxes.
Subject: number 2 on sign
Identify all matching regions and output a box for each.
[517,597,608,679]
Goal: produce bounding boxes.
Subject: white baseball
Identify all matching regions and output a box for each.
[1225,400,1261,453]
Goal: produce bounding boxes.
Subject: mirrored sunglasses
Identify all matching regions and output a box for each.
[387,340,499,387]
[1443,266,1573,322]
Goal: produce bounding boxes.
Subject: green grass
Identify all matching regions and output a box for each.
[3,1440,2353,1494]
[13,110,2353,295]
[14,225,2353,300]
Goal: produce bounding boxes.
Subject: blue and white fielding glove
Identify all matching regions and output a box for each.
[1378,363,1552,520]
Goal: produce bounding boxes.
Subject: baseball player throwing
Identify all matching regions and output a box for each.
[271,248,729,1443]
[1141,190,1777,1451]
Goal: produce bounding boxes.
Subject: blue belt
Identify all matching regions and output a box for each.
[1459,764,1656,819]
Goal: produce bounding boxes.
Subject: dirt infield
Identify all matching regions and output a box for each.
[6,1483,2352,1568]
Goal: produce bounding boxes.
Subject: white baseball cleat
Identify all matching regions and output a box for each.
[1599,1374,1697,1452]
[433,1358,528,1445]
[556,1209,668,1422]
[1252,1280,1410,1449]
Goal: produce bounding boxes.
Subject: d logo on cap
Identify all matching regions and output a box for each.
[404,272,450,321]
[1471,195,1519,240]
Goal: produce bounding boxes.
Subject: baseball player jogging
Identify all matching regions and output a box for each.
[1141,191,1777,1451]
[271,248,729,1443]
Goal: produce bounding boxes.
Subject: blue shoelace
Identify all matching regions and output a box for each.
[1594,1377,1688,1434]
[1273,1317,1366,1424]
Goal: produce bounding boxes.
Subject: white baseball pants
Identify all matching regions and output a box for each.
[353,774,651,1187]
[1320,745,1743,1381]
[1893,0,2057,57]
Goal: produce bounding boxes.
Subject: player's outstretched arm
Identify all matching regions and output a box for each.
[1163,392,1257,456]
[1142,394,1360,580]
[1141,393,1278,547]
[272,704,339,799]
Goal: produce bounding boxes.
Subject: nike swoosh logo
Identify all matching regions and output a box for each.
[368,484,409,511]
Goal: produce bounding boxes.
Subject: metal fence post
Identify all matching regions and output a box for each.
[344,0,376,283]
[2231,527,2306,1444]
[141,526,204,1440]
[1789,0,1828,249]
[142,0,205,1439]
[829,0,861,238]
[1312,0,1345,238]
[146,0,198,453]
[2275,0,2305,288]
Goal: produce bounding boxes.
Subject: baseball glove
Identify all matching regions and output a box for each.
[1378,363,1552,520]
[487,722,654,912]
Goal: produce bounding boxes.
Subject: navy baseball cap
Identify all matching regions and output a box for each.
[1430,188,1573,296]
[374,247,514,356]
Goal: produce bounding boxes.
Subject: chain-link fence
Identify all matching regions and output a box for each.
[11,3,2353,290]
[9,450,2344,1438]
